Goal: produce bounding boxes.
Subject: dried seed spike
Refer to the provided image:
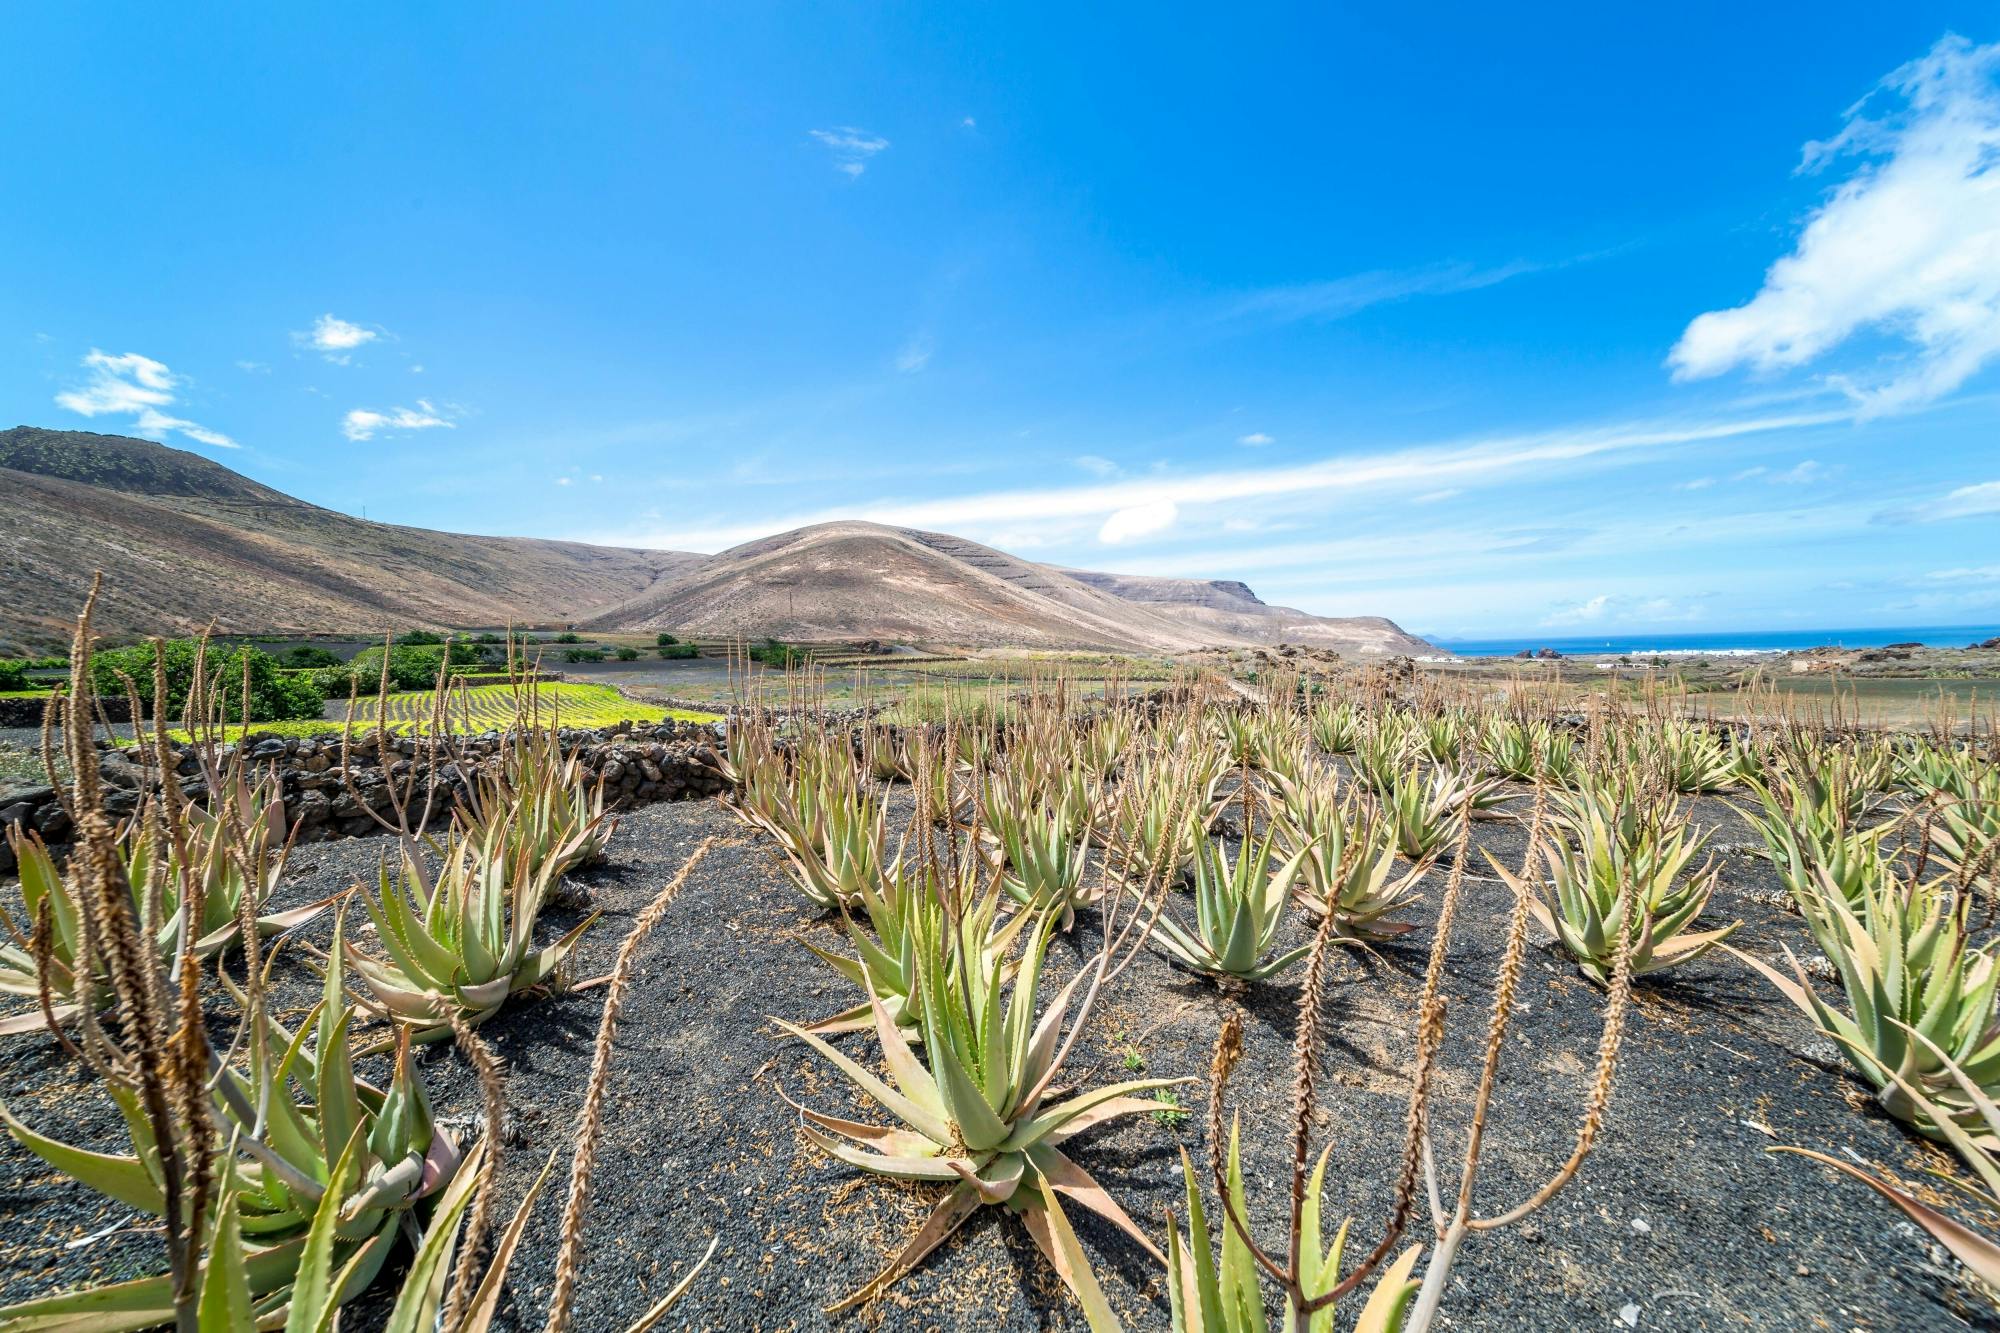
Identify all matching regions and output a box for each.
[545,835,718,1333]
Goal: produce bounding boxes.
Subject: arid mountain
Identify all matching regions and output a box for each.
[0,428,1436,657]
[1057,568,1431,654]
[582,521,1222,650]
[587,521,1436,655]
[0,428,701,653]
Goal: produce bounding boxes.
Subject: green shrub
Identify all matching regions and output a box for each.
[90,639,324,723]
[473,631,505,644]
[746,638,801,668]
[555,632,582,644]
[395,629,446,646]
[658,643,698,660]
[0,660,29,692]
[656,632,680,646]
[615,646,641,661]
[307,664,356,696]
[562,647,605,663]
[350,642,482,691]
[281,644,344,669]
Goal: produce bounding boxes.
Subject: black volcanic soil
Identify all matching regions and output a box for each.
[4,789,1998,1330]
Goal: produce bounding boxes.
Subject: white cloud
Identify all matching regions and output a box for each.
[961,116,978,130]
[555,477,572,486]
[1541,594,1610,627]
[1771,459,1824,484]
[236,360,270,374]
[341,399,456,441]
[1098,499,1179,545]
[298,313,380,363]
[1237,432,1274,447]
[1922,564,2000,583]
[1071,455,1121,478]
[808,126,889,177]
[1671,35,2000,412]
[1538,593,1706,628]
[1674,476,1716,491]
[1885,478,2000,522]
[590,473,604,483]
[54,350,237,448]
[1227,261,1536,327]
[590,405,1852,554]
[1412,488,1462,505]
[895,336,932,372]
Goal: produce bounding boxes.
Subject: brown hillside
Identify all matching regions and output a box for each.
[0,428,1437,657]
[0,427,701,653]
[580,521,1221,650]
[1058,568,1433,654]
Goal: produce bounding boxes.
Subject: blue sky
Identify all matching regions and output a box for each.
[6,4,2000,639]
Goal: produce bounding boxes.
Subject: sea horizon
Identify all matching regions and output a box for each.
[1428,624,2000,658]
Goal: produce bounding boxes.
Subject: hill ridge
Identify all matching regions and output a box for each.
[0,429,1435,657]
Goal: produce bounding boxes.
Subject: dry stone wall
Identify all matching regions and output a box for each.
[0,719,729,874]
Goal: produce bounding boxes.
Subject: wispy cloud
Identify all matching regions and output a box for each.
[296,313,381,363]
[341,399,456,442]
[1223,260,1537,327]
[1671,35,2000,413]
[589,405,1851,553]
[1237,432,1274,447]
[808,126,889,177]
[894,335,932,372]
[1071,455,1121,478]
[1880,478,2000,523]
[54,349,236,448]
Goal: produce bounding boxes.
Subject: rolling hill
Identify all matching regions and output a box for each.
[0,428,1435,657]
[0,428,701,653]
[585,521,1435,654]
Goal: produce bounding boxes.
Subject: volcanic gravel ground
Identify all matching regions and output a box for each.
[4,787,1999,1330]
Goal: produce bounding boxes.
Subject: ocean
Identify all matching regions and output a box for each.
[1429,625,2000,658]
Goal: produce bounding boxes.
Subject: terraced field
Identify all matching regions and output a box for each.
[152,682,720,742]
[348,681,717,732]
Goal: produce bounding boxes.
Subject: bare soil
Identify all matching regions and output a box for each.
[4,789,1997,1330]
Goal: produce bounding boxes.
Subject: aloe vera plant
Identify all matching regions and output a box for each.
[0,774,328,1038]
[454,726,615,884]
[1272,779,1427,941]
[1382,766,1484,864]
[1309,700,1360,756]
[346,829,600,1039]
[1167,1130,1421,1333]
[1737,775,1896,950]
[1645,720,1749,794]
[994,802,1097,927]
[1502,778,1738,984]
[1735,870,2000,1148]
[1152,834,1314,982]
[777,902,1184,1320]
[0,914,463,1330]
[799,853,1028,1035]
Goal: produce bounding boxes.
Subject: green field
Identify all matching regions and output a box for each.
[165,682,718,742]
[356,681,717,731]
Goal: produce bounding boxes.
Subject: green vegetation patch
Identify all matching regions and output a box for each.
[163,682,718,742]
[349,681,719,734]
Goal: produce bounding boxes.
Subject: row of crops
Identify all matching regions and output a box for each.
[350,681,716,732]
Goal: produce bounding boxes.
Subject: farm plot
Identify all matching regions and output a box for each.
[345,681,718,733]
